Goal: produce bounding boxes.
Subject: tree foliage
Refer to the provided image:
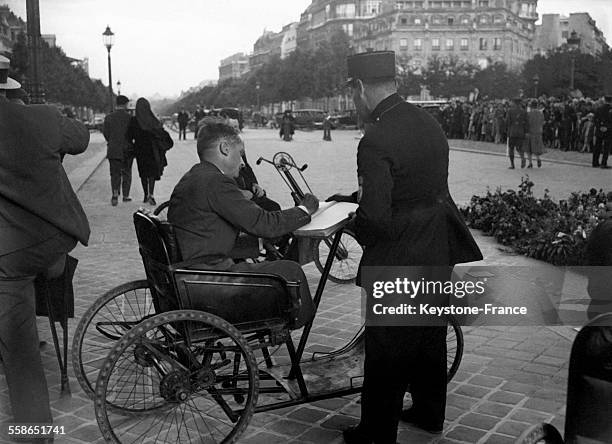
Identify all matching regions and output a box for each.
[9,33,110,111]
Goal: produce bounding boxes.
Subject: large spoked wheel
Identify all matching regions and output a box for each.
[95,310,258,444]
[446,315,464,382]
[517,423,564,444]
[313,230,363,284]
[72,280,156,400]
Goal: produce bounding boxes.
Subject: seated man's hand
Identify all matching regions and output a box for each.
[252,183,266,198]
[240,189,254,200]
[326,193,356,203]
[299,193,319,215]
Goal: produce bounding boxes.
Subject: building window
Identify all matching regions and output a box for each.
[414,17,422,25]
[364,0,381,15]
[342,23,354,36]
[461,38,469,50]
[414,38,422,51]
[432,38,440,50]
[448,17,455,26]
[494,37,502,50]
[480,38,488,50]
[446,38,454,50]
[400,17,408,25]
[479,15,489,24]
[479,0,489,6]
[562,30,569,39]
[432,15,441,25]
[336,3,356,18]
[493,15,503,24]
[460,16,470,25]
[400,38,408,48]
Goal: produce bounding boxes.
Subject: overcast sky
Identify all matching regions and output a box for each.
[4,0,611,98]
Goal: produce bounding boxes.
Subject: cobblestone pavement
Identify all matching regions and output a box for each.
[1,128,609,444]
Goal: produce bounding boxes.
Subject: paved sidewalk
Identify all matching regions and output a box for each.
[2,128,596,443]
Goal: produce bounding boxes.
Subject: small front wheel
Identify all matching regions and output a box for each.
[313,230,363,284]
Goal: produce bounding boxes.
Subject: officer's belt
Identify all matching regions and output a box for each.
[392,192,449,209]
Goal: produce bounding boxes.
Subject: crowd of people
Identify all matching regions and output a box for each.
[432,95,612,169]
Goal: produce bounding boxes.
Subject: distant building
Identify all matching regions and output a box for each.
[67,56,89,75]
[353,0,539,72]
[41,34,56,47]
[281,23,298,59]
[0,5,26,55]
[218,52,250,81]
[296,0,383,51]
[535,12,608,56]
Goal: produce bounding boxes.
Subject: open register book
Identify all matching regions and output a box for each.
[293,201,358,238]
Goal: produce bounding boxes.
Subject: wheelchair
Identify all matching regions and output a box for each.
[74,204,464,443]
[517,313,612,444]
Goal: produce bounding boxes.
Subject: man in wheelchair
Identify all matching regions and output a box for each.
[167,119,319,328]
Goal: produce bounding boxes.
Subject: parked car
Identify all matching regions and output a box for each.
[330,111,359,130]
[274,109,327,130]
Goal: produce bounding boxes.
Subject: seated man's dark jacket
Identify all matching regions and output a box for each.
[0,97,90,256]
[168,161,310,263]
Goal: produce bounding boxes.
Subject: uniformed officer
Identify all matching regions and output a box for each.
[329,51,483,443]
[593,96,612,168]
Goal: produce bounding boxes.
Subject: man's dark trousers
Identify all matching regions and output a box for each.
[593,137,611,167]
[0,232,75,426]
[109,154,134,197]
[179,124,187,140]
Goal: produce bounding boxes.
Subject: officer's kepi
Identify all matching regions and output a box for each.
[346,50,396,85]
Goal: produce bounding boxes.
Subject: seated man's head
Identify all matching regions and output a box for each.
[197,118,244,178]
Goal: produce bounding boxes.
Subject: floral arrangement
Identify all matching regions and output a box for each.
[462,177,610,265]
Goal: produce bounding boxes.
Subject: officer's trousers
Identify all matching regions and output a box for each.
[359,325,448,443]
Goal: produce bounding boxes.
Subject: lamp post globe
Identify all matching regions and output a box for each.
[102,25,115,112]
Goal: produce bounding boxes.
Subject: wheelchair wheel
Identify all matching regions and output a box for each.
[446,315,464,382]
[95,310,258,443]
[72,280,156,400]
[517,423,564,444]
[313,230,363,284]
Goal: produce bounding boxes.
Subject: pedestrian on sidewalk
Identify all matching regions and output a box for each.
[127,97,174,206]
[323,113,332,141]
[593,96,612,168]
[177,108,189,141]
[103,95,134,206]
[525,100,546,168]
[193,105,205,139]
[506,98,528,169]
[0,56,90,442]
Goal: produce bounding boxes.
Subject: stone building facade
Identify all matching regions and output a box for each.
[0,5,26,55]
[535,12,608,57]
[218,53,250,81]
[352,0,538,72]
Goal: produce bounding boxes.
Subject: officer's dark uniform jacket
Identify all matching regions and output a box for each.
[354,93,482,277]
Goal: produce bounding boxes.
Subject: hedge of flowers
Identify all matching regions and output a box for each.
[461,177,610,266]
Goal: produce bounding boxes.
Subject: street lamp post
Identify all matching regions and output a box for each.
[567,30,581,91]
[102,25,115,112]
[116,80,121,95]
[533,74,539,98]
[26,0,44,103]
[256,82,261,112]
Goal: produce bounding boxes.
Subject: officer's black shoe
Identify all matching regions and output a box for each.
[400,408,443,434]
[342,426,372,444]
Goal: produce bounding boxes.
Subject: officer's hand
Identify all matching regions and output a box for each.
[252,183,266,198]
[326,193,354,203]
[299,193,319,215]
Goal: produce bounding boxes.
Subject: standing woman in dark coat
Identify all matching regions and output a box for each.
[128,97,173,205]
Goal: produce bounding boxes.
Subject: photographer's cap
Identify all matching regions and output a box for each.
[347,51,396,84]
